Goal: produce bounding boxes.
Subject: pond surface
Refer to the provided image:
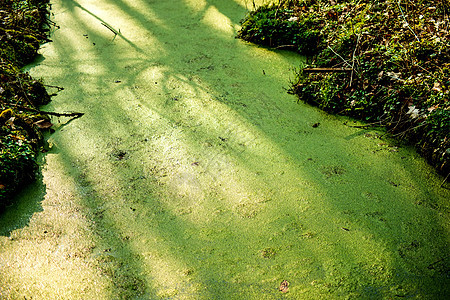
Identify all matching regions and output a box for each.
[1,0,449,299]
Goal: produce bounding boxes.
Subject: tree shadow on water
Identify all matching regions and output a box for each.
[0,170,45,236]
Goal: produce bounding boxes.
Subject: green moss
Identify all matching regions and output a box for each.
[0,0,52,207]
[237,4,324,55]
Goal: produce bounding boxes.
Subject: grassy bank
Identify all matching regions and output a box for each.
[238,0,449,176]
[0,0,53,208]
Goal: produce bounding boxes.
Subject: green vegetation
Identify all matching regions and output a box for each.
[238,0,449,175]
[237,2,324,55]
[1,1,449,298]
[0,0,52,208]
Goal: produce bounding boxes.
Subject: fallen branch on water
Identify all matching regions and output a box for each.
[44,84,64,91]
[344,121,384,128]
[274,44,297,49]
[38,110,84,118]
[101,22,120,40]
[15,105,84,119]
[303,68,353,73]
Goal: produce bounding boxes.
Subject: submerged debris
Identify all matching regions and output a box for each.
[279,280,289,293]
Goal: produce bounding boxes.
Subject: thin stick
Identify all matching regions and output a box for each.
[274,44,296,49]
[440,173,449,188]
[397,0,420,42]
[16,76,35,108]
[101,22,119,41]
[390,122,426,137]
[14,105,84,118]
[327,45,355,71]
[38,111,84,118]
[350,34,361,86]
[44,84,64,91]
[346,122,382,129]
[303,68,353,73]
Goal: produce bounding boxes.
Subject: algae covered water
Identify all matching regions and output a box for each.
[1,0,449,299]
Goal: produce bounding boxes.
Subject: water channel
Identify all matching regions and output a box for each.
[1,0,449,298]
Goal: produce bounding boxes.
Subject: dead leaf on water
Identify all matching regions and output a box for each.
[279,280,289,293]
[34,119,53,129]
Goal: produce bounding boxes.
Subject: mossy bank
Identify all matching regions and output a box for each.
[238,0,449,176]
[0,0,53,207]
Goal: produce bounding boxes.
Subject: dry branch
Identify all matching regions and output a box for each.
[303,68,353,73]
[15,105,84,119]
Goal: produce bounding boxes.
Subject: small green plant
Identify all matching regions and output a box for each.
[238,3,324,55]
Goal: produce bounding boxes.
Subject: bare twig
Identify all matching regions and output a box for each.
[303,68,353,73]
[44,84,64,91]
[390,121,426,137]
[440,173,449,188]
[101,22,119,41]
[350,34,361,86]
[346,122,383,129]
[327,45,357,73]
[15,105,84,119]
[397,0,421,42]
[274,44,296,49]
[16,75,35,108]
[38,111,84,118]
